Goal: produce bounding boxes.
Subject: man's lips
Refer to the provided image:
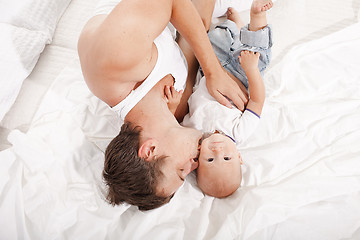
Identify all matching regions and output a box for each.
[190,160,199,172]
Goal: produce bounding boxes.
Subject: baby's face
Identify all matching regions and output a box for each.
[197,133,243,197]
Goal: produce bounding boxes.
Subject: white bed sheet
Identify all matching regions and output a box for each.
[1,0,360,239]
[0,0,73,122]
[0,0,99,149]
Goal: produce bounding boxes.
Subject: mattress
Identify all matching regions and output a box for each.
[1,0,360,239]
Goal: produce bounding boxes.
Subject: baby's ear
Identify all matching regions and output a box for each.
[138,139,159,161]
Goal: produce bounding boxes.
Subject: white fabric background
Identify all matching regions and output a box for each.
[0,0,72,121]
[0,0,360,239]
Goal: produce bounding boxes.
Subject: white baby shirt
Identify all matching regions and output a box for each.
[182,76,260,144]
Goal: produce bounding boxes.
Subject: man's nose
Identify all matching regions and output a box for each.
[189,159,199,173]
[183,159,199,177]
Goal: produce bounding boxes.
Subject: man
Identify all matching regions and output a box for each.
[78,0,248,210]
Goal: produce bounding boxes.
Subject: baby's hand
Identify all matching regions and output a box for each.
[239,50,260,73]
[164,85,184,115]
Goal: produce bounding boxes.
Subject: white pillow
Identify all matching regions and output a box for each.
[0,0,72,121]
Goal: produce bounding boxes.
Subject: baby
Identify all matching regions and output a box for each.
[166,0,273,197]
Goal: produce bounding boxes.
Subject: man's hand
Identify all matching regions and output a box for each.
[164,85,184,115]
[206,68,249,111]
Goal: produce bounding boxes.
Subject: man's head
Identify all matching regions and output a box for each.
[103,122,202,210]
[104,122,171,210]
[196,132,243,198]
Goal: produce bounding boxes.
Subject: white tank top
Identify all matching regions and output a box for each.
[94,0,188,120]
[111,27,188,120]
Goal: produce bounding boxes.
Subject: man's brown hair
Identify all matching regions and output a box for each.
[103,122,171,210]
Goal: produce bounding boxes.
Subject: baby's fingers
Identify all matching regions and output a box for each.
[178,89,184,96]
[165,85,172,97]
[170,86,183,98]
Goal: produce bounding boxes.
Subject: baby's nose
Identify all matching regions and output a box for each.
[210,144,223,152]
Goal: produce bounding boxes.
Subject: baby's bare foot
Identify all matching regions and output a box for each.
[251,0,273,14]
[226,7,244,29]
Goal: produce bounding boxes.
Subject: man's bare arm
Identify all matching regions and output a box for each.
[173,0,215,121]
[170,0,248,111]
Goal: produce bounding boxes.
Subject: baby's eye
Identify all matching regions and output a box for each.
[207,158,214,162]
[224,157,231,161]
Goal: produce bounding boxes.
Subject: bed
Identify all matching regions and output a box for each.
[1,0,360,239]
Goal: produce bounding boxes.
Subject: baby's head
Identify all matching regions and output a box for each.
[196,132,243,198]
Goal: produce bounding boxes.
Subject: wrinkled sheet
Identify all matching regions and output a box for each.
[1,18,360,240]
[0,0,71,121]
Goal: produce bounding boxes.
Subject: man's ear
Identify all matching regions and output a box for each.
[138,139,159,161]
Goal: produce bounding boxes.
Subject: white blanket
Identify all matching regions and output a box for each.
[1,19,360,240]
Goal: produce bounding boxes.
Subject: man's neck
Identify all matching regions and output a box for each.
[125,74,178,135]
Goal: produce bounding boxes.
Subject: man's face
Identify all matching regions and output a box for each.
[156,126,202,197]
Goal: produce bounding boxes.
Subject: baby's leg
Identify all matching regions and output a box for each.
[249,0,273,31]
[226,7,245,30]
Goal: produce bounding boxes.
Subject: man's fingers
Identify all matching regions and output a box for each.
[213,90,233,108]
[238,87,249,102]
[233,94,246,111]
[225,90,246,111]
